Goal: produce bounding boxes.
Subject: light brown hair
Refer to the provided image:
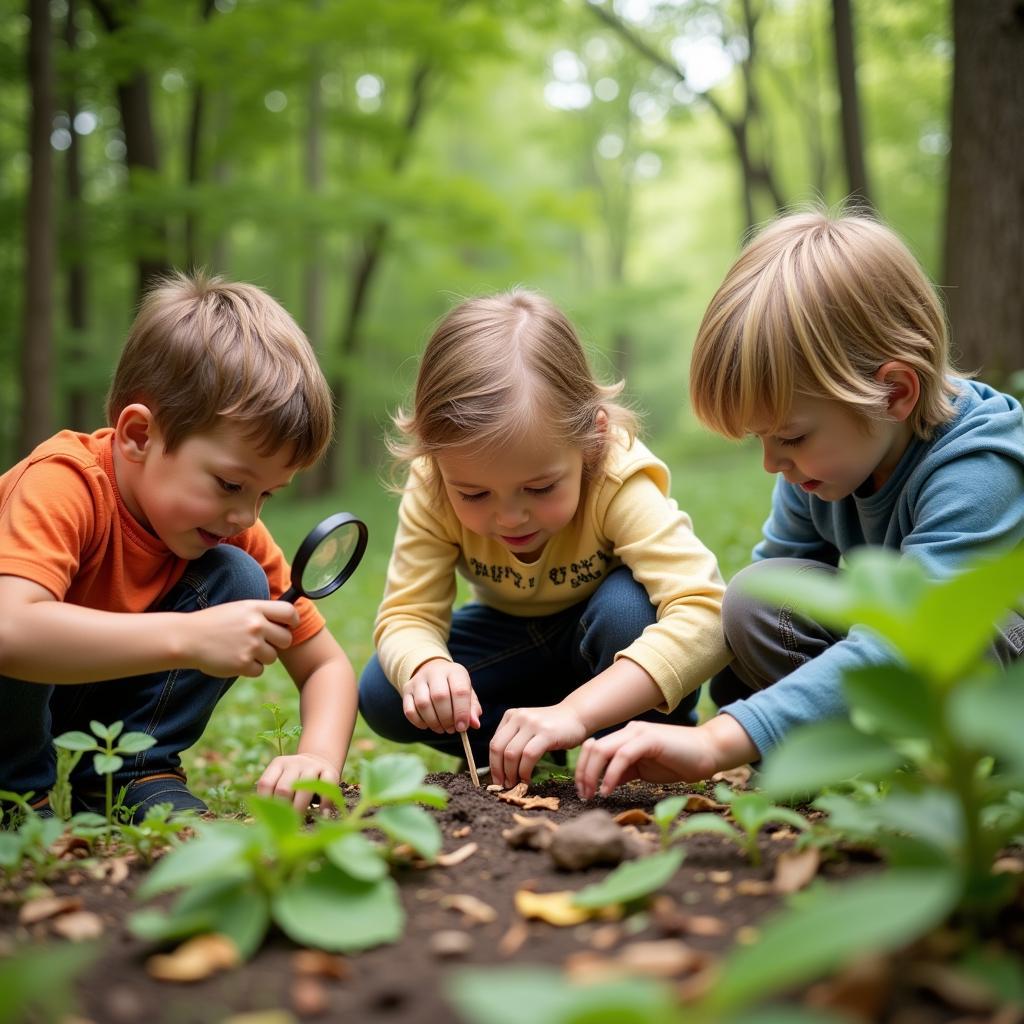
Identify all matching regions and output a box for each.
[390,290,637,485]
[690,209,960,440]
[106,273,334,467]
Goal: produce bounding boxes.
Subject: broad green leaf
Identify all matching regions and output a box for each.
[402,785,449,809]
[671,813,742,844]
[572,849,684,909]
[950,665,1024,771]
[759,721,903,798]
[374,804,442,860]
[293,778,347,808]
[69,812,108,831]
[652,795,687,833]
[53,731,97,752]
[89,720,111,740]
[359,754,429,804]
[116,732,157,754]
[246,794,302,837]
[868,788,964,853]
[138,823,255,898]
[106,721,124,741]
[812,794,883,841]
[447,968,680,1024]
[707,869,960,1013]
[92,753,123,775]
[842,665,940,740]
[129,906,216,945]
[0,940,97,1024]
[273,863,404,952]
[0,834,24,868]
[326,833,388,881]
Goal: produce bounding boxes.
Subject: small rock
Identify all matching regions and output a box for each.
[429,930,473,958]
[549,810,625,871]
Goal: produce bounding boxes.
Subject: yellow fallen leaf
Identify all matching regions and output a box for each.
[514,889,592,926]
[146,933,239,982]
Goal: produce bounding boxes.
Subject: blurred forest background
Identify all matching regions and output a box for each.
[3,0,1022,489]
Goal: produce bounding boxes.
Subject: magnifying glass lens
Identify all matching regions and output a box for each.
[301,523,362,595]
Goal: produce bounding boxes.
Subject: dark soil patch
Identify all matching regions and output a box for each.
[2,774,1020,1023]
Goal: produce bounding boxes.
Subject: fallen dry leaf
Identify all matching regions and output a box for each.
[564,951,615,984]
[436,842,478,867]
[769,827,799,842]
[49,833,92,859]
[441,893,498,925]
[450,826,472,839]
[51,910,104,941]
[613,809,653,826]
[804,953,893,1020]
[908,961,1000,1013]
[496,782,529,803]
[676,963,722,1005]
[708,870,732,884]
[617,940,709,978]
[291,976,328,1018]
[429,930,473,958]
[498,920,529,957]
[684,794,726,812]
[292,949,350,980]
[521,795,560,811]
[219,1013,296,1024]
[515,889,592,926]
[589,923,622,950]
[18,895,82,925]
[711,765,752,788]
[512,813,558,830]
[774,846,821,893]
[146,933,239,983]
[735,879,773,896]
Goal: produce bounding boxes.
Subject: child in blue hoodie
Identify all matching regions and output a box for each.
[576,210,1024,798]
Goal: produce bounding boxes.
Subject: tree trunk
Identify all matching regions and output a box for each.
[184,0,216,272]
[942,0,1024,382]
[64,0,91,430]
[19,0,55,456]
[831,0,873,208]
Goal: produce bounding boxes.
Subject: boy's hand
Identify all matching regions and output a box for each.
[489,704,588,788]
[402,658,482,734]
[258,752,339,812]
[575,720,723,799]
[187,600,299,678]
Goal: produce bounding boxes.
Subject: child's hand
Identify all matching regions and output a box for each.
[489,704,588,788]
[574,720,719,799]
[402,658,482,734]
[258,751,339,811]
[187,600,299,678]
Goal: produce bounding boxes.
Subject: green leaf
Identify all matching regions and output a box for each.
[867,788,964,853]
[357,755,447,807]
[759,721,903,798]
[671,813,743,845]
[374,804,442,860]
[842,665,940,740]
[707,869,961,1013]
[294,778,347,808]
[53,731,97,752]
[652,795,687,833]
[92,753,123,775]
[325,833,388,881]
[246,794,302,837]
[950,665,1024,771]
[572,849,684,909]
[273,863,404,952]
[0,940,98,1024]
[89,720,111,740]
[138,823,255,898]
[107,721,124,741]
[117,732,157,754]
[446,968,681,1024]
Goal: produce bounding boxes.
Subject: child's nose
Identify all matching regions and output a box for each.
[495,503,528,528]
[761,441,791,475]
[227,501,258,530]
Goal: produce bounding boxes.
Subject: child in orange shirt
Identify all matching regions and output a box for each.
[0,275,357,819]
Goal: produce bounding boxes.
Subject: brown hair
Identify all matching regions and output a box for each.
[390,290,637,486]
[690,209,960,440]
[106,272,334,467]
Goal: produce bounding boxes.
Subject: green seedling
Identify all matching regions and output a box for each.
[0,791,66,883]
[54,721,157,845]
[572,848,685,911]
[118,803,195,866]
[48,745,84,823]
[130,753,447,959]
[258,702,302,758]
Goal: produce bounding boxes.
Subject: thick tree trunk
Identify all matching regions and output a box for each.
[19,0,55,456]
[942,0,1024,382]
[831,0,873,207]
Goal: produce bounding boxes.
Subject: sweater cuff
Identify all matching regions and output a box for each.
[613,644,681,713]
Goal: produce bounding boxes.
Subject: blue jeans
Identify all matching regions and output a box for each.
[0,545,269,799]
[359,565,701,763]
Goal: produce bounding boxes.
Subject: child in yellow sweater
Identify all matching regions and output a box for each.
[359,290,730,786]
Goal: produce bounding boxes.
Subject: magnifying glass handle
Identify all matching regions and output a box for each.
[280,585,300,604]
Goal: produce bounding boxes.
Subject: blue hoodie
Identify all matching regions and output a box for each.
[725,378,1024,754]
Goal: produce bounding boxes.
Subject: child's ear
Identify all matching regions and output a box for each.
[875,362,920,423]
[595,408,609,433]
[114,404,158,463]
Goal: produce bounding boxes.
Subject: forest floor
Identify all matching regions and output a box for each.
[2,772,1021,1024]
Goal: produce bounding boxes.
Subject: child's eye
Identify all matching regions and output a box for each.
[458,491,487,503]
[779,435,806,448]
[526,483,556,496]
[216,477,243,494]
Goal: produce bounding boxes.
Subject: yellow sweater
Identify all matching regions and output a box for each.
[373,435,730,711]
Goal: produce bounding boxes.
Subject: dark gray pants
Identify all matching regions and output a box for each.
[709,557,1024,708]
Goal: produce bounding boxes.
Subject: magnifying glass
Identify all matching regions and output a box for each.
[280,512,369,604]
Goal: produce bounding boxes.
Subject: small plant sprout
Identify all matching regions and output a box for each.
[119,804,195,866]
[0,791,66,883]
[130,754,447,958]
[258,702,302,758]
[48,744,84,823]
[53,721,157,844]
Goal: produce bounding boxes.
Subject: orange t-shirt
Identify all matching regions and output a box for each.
[0,429,324,645]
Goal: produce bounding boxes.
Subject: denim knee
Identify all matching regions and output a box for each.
[578,566,656,675]
[358,655,416,743]
[168,545,270,612]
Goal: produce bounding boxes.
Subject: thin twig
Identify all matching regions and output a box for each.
[460,731,480,788]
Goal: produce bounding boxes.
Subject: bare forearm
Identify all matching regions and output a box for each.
[561,657,666,735]
[296,655,358,772]
[0,602,186,683]
[699,713,760,774]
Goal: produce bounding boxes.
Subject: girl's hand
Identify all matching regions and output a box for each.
[574,720,719,799]
[402,659,482,734]
[489,704,588,788]
[258,751,339,811]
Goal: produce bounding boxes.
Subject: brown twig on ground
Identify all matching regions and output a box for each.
[460,730,480,787]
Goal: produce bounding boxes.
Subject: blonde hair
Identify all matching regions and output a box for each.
[106,272,334,467]
[690,209,960,440]
[390,290,637,486]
